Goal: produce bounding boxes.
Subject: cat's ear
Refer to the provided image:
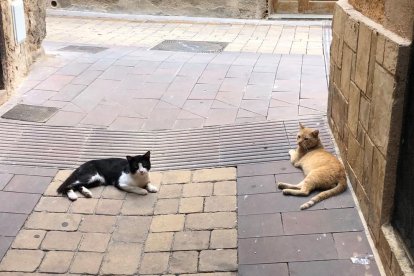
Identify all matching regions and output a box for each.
[143,151,151,159]
[126,155,133,162]
[299,122,305,129]
[311,129,319,137]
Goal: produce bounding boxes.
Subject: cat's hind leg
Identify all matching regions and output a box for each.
[77,173,106,198]
[79,186,93,198]
[282,187,311,196]
[67,189,78,201]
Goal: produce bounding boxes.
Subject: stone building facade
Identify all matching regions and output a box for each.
[0,0,47,104]
[49,0,269,19]
[328,0,413,275]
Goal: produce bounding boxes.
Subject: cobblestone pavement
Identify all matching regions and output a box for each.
[0,168,238,275]
[0,15,383,276]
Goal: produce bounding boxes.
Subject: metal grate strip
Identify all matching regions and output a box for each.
[0,117,334,170]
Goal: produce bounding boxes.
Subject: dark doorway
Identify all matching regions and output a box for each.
[392,46,414,258]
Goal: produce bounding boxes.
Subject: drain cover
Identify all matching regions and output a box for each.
[151,40,228,53]
[58,45,108,54]
[1,104,58,123]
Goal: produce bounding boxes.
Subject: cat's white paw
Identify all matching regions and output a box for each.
[67,189,78,201]
[146,183,158,193]
[80,186,93,198]
[289,149,295,156]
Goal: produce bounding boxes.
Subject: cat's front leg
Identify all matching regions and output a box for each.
[289,149,298,164]
[118,183,148,195]
[145,183,158,193]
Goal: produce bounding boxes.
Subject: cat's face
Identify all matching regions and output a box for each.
[297,123,320,150]
[126,151,151,175]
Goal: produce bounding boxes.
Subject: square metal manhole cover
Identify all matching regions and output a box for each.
[1,104,58,123]
[58,45,108,54]
[151,40,228,53]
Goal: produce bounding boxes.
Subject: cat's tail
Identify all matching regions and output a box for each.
[56,170,79,194]
[300,176,347,210]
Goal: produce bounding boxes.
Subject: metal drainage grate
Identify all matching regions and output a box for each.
[0,117,334,170]
[1,104,58,123]
[58,45,108,54]
[151,40,228,53]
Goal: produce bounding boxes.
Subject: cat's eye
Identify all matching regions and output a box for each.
[297,135,301,138]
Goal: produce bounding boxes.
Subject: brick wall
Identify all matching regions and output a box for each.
[328,0,412,275]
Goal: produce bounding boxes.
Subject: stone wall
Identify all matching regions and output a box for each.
[328,0,413,275]
[49,0,268,19]
[0,0,47,103]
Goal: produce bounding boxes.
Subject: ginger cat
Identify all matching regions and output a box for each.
[277,123,347,210]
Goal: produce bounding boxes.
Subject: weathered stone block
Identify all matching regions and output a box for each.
[347,135,364,183]
[199,249,237,272]
[355,23,372,92]
[69,198,98,214]
[112,216,151,242]
[11,229,45,249]
[0,250,44,272]
[186,212,237,230]
[41,231,82,251]
[39,251,74,273]
[365,30,378,99]
[158,184,183,199]
[173,231,210,250]
[70,252,103,274]
[35,196,71,212]
[214,181,237,195]
[362,135,374,198]
[155,198,180,214]
[344,15,359,51]
[204,196,237,212]
[383,39,399,75]
[183,182,213,197]
[162,170,192,184]
[169,251,198,273]
[210,229,237,249]
[179,197,204,213]
[95,198,123,215]
[376,33,386,64]
[330,84,348,141]
[79,233,111,252]
[145,232,174,252]
[192,167,236,182]
[347,81,360,137]
[25,212,82,231]
[79,215,117,233]
[100,242,142,275]
[139,252,170,274]
[369,64,395,155]
[340,44,354,100]
[359,94,370,131]
[150,214,185,232]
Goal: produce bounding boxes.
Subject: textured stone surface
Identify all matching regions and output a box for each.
[100,243,142,275]
[199,249,237,272]
[57,0,268,19]
[0,250,44,272]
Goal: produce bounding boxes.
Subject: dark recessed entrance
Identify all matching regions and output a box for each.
[392,48,414,258]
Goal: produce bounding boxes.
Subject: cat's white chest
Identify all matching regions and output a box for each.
[118,172,149,188]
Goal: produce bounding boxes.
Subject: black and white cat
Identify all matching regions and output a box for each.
[57,151,157,201]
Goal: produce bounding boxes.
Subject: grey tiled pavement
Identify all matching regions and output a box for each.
[0,16,383,275]
[0,166,57,260]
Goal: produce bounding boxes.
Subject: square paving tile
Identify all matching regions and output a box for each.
[282,208,364,235]
[237,175,277,195]
[239,263,289,276]
[4,175,52,194]
[238,213,283,238]
[238,234,337,264]
[0,192,41,214]
[1,104,58,123]
[0,213,28,236]
[288,260,380,276]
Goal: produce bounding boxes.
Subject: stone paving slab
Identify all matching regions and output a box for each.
[0,167,238,275]
[0,165,57,260]
[236,163,381,276]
